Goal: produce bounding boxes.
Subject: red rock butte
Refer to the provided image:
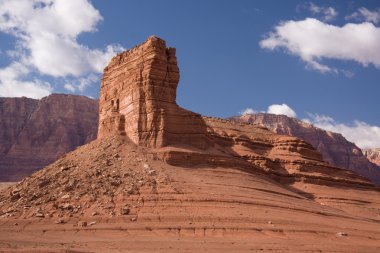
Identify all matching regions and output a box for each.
[98,35,208,149]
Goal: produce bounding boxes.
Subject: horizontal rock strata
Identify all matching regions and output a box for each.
[232,113,380,185]
[98,36,208,149]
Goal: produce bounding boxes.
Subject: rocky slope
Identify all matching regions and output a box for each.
[0,94,98,181]
[364,148,380,166]
[0,36,380,252]
[232,113,380,185]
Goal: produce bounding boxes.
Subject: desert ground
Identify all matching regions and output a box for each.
[1,150,379,252]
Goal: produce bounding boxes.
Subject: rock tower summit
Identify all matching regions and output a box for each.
[98,36,208,148]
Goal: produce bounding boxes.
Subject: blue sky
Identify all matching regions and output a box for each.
[0,0,379,149]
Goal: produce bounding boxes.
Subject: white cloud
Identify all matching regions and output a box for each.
[0,62,52,98]
[240,108,257,115]
[63,74,99,93]
[305,113,380,149]
[346,7,380,24]
[267,104,297,118]
[240,104,297,117]
[260,18,380,73]
[308,2,338,21]
[0,0,123,98]
[63,83,76,93]
[27,34,122,77]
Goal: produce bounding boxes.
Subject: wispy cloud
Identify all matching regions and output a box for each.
[307,2,338,21]
[346,7,380,24]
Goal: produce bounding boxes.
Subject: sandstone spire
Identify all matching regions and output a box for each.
[98,36,208,148]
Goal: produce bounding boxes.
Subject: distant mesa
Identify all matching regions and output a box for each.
[0,94,98,181]
[232,113,380,185]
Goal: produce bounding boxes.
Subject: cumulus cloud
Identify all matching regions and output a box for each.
[240,104,296,118]
[267,104,297,117]
[305,113,380,149]
[307,2,338,21]
[260,18,380,73]
[346,7,380,24]
[0,0,123,98]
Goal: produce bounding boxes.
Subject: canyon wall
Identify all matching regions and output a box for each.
[0,94,98,181]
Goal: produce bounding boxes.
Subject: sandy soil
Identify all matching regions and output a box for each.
[1,165,380,252]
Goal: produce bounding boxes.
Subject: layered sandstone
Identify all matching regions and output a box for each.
[200,117,371,187]
[232,113,380,185]
[364,148,380,166]
[1,36,380,252]
[0,94,98,181]
[98,36,208,149]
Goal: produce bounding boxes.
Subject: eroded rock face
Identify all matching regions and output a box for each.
[0,94,98,181]
[98,36,208,149]
[232,113,380,185]
[0,97,39,158]
[364,148,380,166]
